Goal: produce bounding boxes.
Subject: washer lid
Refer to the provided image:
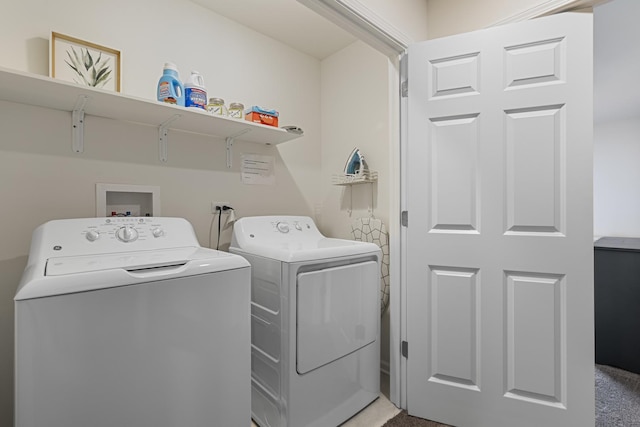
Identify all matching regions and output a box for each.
[46,246,207,276]
[16,247,249,301]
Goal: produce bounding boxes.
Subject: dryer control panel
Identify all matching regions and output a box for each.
[274,218,313,234]
[233,216,321,243]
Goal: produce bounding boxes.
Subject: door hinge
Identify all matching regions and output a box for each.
[401,211,408,227]
[400,52,408,98]
[401,340,408,358]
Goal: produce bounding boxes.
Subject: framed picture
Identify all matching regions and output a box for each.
[50,32,121,92]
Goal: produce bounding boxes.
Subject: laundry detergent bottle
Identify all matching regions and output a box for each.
[184,71,207,110]
[157,63,185,107]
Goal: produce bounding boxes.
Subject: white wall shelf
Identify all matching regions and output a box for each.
[0,66,302,166]
[332,171,378,216]
[331,171,378,186]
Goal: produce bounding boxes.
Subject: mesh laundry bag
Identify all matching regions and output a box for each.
[351,217,390,316]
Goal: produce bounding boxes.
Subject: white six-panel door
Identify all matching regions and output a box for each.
[405,13,594,427]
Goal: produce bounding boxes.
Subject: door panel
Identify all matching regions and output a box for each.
[429,266,480,389]
[406,13,593,427]
[429,115,480,232]
[504,271,565,406]
[505,104,565,234]
[429,53,480,98]
[504,37,565,88]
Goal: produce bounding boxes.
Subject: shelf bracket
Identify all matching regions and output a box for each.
[72,95,90,153]
[225,129,251,168]
[158,114,181,162]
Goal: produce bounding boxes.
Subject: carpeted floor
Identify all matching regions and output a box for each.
[382,411,451,427]
[383,364,640,427]
[595,364,640,426]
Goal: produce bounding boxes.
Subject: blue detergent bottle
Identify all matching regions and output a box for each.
[157,63,185,107]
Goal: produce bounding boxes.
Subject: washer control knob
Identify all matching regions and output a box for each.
[295,223,302,231]
[116,226,138,243]
[276,222,290,233]
[86,230,100,242]
[151,227,164,238]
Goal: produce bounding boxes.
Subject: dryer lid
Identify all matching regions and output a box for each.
[230,216,380,262]
[233,238,379,262]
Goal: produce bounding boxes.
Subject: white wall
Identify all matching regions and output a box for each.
[0,0,322,424]
[319,2,428,375]
[360,0,429,42]
[320,41,389,239]
[594,117,640,238]
[320,40,393,369]
[426,0,550,39]
[592,0,640,238]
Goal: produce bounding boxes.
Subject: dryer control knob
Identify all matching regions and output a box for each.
[276,222,290,233]
[85,230,100,242]
[117,226,138,242]
[152,228,164,238]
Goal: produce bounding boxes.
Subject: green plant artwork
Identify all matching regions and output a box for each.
[64,46,112,88]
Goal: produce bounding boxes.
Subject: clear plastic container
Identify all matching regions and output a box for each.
[207,98,226,116]
[228,102,244,119]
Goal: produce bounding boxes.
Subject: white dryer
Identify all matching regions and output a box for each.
[15,217,251,427]
[230,215,381,427]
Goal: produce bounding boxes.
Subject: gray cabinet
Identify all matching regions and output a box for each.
[594,237,640,374]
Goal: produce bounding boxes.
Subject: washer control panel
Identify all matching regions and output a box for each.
[115,224,139,242]
[82,217,165,244]
[34,217,201,258]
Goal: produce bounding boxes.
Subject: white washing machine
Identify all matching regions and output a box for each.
[15,217,251,427]
[230,216,381,427]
